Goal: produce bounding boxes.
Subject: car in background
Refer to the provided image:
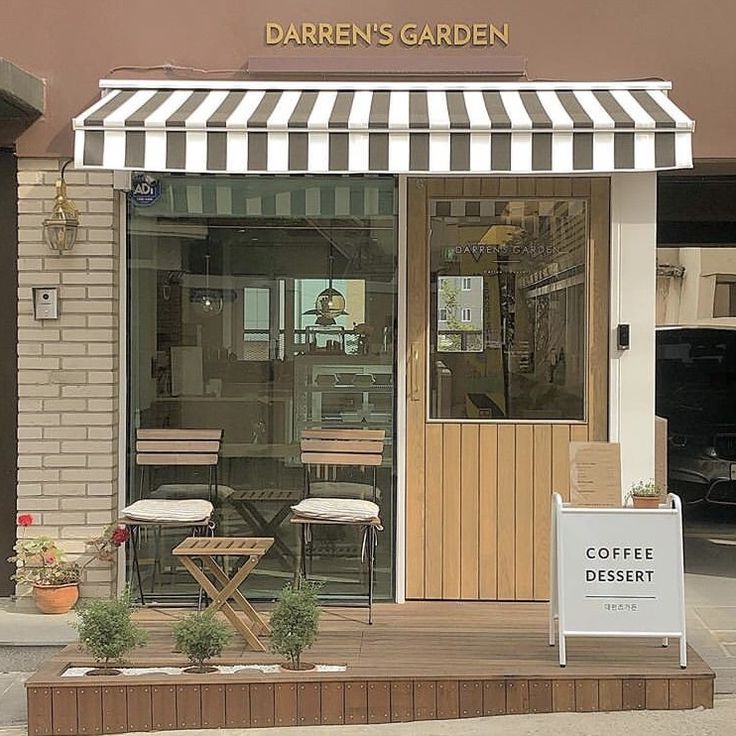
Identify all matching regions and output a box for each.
[656,325,736,506]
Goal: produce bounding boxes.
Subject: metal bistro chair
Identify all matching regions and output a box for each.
[120,428,223,606]
[291,428,385,624]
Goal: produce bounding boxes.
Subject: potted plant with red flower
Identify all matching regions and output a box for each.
[88,523,130,563]
[9,514,81,614]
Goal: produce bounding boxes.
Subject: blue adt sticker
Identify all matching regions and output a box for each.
[129,174,161,207]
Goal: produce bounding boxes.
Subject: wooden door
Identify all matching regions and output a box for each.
[405,177,610,601]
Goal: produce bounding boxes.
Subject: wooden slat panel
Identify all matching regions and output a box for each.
[570,425,589,443]
[436,680,459,719]
[52,688,78,736]
[77,686,102,735]
[479,425,498,599]
[668,679,692,710]
[390,681,413,722]
[497,425,516,599]
[224,684,250,728]
[175,685,201,729]
[459,681,483,718]
[553,178,573,196]
[552,425,571,501]
[344,682,367,725]
[321,683,345,725]
[483,680,506,715]
[518,178,536,196]
[297,682,320,726]
[301,452,382,466]
[200,684,225,729]
[622,679,646,710]
[136,440,220,453]
[406,179,427,600]
[249,683,275,727]
[645,679,669,710]
[413,681,436,720]
[126,686,152,732]
[460,424,479,599]
[302,428,385,440]
[463,178,482,196]
[529,680,552,713]
[424,423,443,598]
[442,424,462,599]
[274,683,297,727]
[589,178,610,442]
[575,679,599,712]
[101,686,127,734]
[27,687,53,736]
[533,425,552,600]
[506,680,529,714]
[427,178,445,196]
[692,678,713,709]
[150,686,176,731]
[552,680,576,712]
[599,679,623,711]
[136,453,218,466]
[301,439,384,454]
[367,682,391,724]
[572,178,591,196]
[515,425,534,599]
[137,429,222,440]
[443,178,463,196]
[535,178,555,197]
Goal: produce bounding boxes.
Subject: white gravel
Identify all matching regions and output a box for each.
[62,663,346,677]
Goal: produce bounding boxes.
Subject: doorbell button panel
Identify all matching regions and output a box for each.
[32,287,59,320]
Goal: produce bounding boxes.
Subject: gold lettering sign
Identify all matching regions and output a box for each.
[264,22,509,47]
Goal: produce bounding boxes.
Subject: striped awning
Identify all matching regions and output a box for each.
[73,80,694,175]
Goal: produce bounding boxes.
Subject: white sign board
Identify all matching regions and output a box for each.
[549,492,687,668]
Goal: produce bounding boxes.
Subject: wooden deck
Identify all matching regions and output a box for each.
[26,602,714,733]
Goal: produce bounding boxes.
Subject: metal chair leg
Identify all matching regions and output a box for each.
[130,525,145,606]
[368,525,376,625]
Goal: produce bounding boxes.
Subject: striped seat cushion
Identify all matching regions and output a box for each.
[121,499,213,523]
[291,498,382,528]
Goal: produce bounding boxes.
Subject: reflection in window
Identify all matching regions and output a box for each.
[429,198,587,420]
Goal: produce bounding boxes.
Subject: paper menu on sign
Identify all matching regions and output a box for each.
[569,442,622,507]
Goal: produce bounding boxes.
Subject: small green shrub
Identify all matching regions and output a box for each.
[173,611,232,671]
[75,590,147,669]
[269,576,321,670]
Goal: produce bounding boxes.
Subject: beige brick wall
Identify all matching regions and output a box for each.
[16,158,120,598]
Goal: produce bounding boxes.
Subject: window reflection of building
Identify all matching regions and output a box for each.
[430,198,587,421]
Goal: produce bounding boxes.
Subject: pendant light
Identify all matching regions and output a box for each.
[303,243,348,326]
[197,253,223,316]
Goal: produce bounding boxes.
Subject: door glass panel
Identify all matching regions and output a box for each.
[128,174,397,600]
[429,197,588,420]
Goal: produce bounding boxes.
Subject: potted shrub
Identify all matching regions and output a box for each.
[75,591,148,675]
[269,576,321,671]
[9,515,81,614]
[173,611,232,673]
[628,479,664,509]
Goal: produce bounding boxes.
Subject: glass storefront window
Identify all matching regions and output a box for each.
[429,198,588,421]
[128,175,397,600]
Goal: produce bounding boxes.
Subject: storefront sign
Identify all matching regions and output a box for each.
[549,493,687,667]
[265,22,510,48]
[129,174,161,207]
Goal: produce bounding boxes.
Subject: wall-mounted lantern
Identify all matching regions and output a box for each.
[43,161,79,254]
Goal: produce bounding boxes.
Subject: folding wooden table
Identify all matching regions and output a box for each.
[172,536,273,651]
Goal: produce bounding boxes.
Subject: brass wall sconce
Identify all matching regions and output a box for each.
[43,160,79,254]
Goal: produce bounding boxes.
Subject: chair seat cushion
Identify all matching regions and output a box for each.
[291,498,382,527]
[309,481,382,501]
[121,499,214,524]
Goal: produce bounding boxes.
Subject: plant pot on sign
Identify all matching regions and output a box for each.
[32,582,80,615]
[628,480,664,509]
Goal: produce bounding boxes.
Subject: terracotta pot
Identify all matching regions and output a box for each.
[632,496,663,509]
[32,583,79,614]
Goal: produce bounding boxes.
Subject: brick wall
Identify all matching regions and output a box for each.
[16,158,120,597]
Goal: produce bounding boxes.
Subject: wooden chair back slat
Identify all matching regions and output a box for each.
[300,439,384,454]
[137,429,223,441]
[135,429,223,468]
[301,428,385,441]
[300,451,383,467]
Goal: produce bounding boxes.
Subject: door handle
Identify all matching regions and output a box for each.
[409,343,420,401]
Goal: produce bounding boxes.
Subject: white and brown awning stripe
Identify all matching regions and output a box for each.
[73,81,694,175]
